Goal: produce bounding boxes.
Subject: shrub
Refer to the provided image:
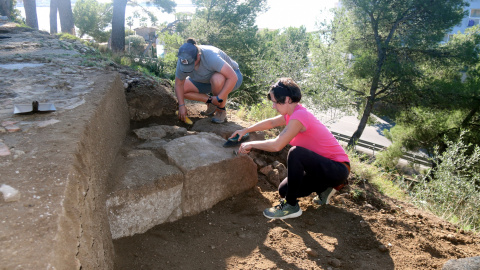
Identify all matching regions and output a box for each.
[125,35,146,55]
[411,132,480,232]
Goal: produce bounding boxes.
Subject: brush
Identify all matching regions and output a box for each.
[175,111,193,125]
[223,133,249,148]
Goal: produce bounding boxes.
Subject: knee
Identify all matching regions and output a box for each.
[210,73,226,91]
[287,146,301,162]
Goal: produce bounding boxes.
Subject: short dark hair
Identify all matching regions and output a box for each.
[267,77,302,104]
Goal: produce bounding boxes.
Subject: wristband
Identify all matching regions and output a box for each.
[179,104,185,107]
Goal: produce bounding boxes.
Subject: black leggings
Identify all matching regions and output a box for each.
[279,146,349,206]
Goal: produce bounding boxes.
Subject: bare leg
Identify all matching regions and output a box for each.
[183,79,209,102]
[210,72,232,108]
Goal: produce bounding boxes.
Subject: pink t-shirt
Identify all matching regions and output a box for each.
[285,104,350,163]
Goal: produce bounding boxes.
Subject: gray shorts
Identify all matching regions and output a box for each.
[188,69,243,94]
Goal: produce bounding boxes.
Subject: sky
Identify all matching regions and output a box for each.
[256,0,338,31]
[19,0,338,33]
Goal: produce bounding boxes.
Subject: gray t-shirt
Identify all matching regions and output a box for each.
[175,45,239,83]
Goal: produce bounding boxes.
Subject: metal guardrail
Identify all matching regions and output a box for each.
[331,131,432,167]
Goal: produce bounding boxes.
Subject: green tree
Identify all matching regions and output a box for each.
[0,0,14,18]
[125,34,146,54]
[111,0,175,52]
[378,27,480,163]
[304,12,354,115]
[50,0,58,33]
[73,0,113,42]
[331,0,468,147]
[58,0,75,35]
[23,0,38,29]
[247,27,311,103]
[156,31,184,78]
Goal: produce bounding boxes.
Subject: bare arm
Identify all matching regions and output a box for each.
[238,119,304,153]
[174,77,187,120]
[230,115,285,140]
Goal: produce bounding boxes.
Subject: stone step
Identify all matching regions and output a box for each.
[106,150,183,239]
[106,131,258,239]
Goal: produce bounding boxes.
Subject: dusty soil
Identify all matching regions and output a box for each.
[114,105,480,270]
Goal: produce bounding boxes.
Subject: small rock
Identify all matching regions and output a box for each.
[305,248,318,257]
[0,143,11,156]
[5,125,20,132]
[253,158,267,167]
[446,234,456,242]
[259,165,273,175]
[305,219,315,226]
[267,169,280,187]
[378,244,388,252]
[0,184,20,202]
[236,232,246,239]
[1,121,17,127]
[328,258,342,268]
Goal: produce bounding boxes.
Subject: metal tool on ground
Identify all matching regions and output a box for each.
[223,133,249,148]
[14,101,56,114]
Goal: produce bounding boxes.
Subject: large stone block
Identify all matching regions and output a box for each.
[106,150,183,239]
[162,132,258,216]
[443,256,480,270]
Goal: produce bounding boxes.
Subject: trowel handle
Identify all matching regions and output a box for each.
[32,101,39,112]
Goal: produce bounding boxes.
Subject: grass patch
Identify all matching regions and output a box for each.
[348,150,409,201]
[236,99,278,122]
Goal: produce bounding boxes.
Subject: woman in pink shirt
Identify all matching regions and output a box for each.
[231,78,350,219]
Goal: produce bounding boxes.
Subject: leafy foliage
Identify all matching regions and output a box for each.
[329,0,469,146]
[73,0,113,42]
[379,27,480,163]
[125,35,146,54]
[411,133,480,231]
[251,27,310,92]
[111,0,176,52]
[156,31,185,79]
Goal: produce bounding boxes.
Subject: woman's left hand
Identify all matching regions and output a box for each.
[239,143,252,154]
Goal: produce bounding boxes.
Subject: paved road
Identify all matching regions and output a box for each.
[327,115,393,147]
[314,111,393,148]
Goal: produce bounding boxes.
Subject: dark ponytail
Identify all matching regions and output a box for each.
[266,78,302,104]
[185,38,198,60]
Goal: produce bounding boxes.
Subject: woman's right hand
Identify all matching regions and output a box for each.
[230,129,248,141]
[178,105,187,121]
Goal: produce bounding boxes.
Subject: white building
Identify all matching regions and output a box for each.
[445,0,480,41]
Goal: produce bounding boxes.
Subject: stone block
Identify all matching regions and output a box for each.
[162,132,258,216]
[106,150,183,239]
[442,256,480,270]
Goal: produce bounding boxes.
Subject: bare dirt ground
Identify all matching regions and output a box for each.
[114,105,480,270]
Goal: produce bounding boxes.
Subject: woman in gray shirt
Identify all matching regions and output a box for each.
[175,38,243,124]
